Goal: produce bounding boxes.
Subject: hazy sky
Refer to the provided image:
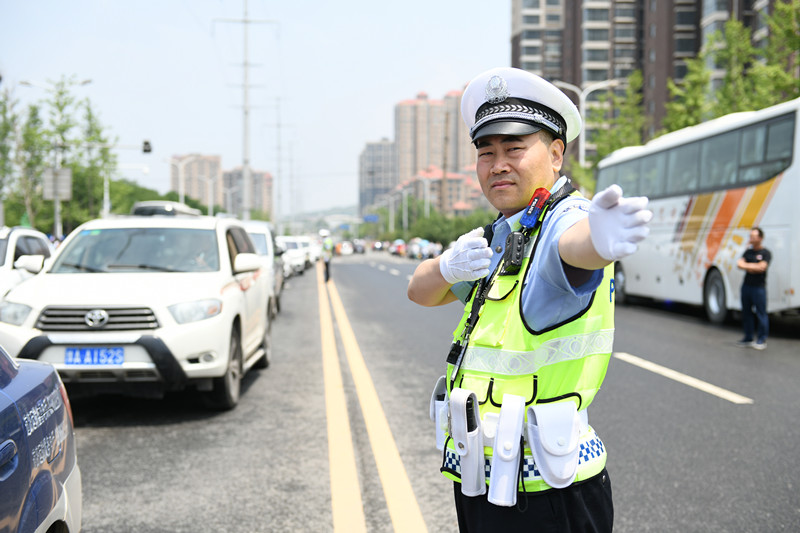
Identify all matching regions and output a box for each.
[0,0,510,216]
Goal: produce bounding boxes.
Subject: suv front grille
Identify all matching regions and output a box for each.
[36,306,159,331]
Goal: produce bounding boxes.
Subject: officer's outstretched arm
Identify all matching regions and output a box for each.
[559,185,652,271]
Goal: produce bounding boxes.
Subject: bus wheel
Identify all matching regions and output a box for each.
[703,269,728,324]
[614,264,627,305]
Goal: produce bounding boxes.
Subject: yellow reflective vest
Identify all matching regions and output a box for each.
[441,204,615,493]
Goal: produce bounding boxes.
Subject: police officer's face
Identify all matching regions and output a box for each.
[475,132,564,218]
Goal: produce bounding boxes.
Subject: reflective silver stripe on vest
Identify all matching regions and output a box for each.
[460,329,614,376]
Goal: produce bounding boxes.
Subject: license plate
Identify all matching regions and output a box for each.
[64,347,125,365]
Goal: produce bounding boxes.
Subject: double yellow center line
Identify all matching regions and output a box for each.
[317,263,428,532]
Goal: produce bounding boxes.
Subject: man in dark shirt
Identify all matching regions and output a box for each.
[737,227,771,350]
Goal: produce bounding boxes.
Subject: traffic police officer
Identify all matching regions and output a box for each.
[408,67,652,532]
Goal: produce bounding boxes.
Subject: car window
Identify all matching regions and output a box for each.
[0,238,8,266]
[18,235,52,259]
[51,227,219,273]
[229,227,255,254]
[248,232,269,256]
[14,235,35,262]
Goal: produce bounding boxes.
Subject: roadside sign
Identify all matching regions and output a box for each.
[42,168,73,201]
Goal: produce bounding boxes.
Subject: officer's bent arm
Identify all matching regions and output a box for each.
[408,257,460,307]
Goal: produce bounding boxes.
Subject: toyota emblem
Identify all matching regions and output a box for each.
[85,309,109,328]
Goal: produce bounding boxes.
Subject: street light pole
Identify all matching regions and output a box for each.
[197,175,213,216]
[553,79,619,167]
[169,155,199,205]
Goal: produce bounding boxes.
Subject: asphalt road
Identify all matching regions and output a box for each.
[72,251,800,532]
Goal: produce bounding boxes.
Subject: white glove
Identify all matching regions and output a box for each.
[439,227,493,284]
[589,184,653,262]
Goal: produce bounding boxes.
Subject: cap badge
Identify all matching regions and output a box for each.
[485,75,509,104]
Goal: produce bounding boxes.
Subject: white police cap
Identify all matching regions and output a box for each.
[461,67,582,146]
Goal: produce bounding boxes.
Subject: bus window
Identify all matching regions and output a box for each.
[640,152,667,197]
[701,130,740,188]
[766,116,795,161]
[596,165,617,191]
[617,159,640,196]
[667,142,700,194]
[740,115,795,183]
[739,123,767,166]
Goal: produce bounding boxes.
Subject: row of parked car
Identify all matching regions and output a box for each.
[0,201,321,533]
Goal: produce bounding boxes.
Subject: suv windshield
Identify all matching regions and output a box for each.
[51,227,219,273]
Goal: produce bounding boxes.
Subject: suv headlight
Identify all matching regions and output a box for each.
[168,299,222,324]
[0,302,32,326]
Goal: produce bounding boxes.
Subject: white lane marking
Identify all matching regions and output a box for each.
[389,269,400,276]
[614,352,754,405]
[378,265,387,271]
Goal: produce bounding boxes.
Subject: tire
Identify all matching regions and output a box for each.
[703,269,728,325]
[206,329,243,410]
[254,311,271,369]
[614,263,627,306]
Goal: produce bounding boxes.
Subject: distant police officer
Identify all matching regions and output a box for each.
[408,67,652,533]
[320,229,334,282]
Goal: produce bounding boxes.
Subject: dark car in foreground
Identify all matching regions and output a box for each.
[0,346,82,532]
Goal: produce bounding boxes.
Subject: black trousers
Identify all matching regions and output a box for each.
[453,469,613,533]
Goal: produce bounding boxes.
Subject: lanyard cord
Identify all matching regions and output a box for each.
[446,182,576,391]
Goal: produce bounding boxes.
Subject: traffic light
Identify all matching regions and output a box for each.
[142,140,152,153]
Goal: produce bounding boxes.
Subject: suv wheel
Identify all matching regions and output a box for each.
[206,329,242,410]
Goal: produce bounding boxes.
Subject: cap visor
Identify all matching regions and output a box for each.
[472,121,541,141]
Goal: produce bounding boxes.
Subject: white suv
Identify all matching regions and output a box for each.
[241,220,283,318]
[0,226,54,299]
[0,215,272,410]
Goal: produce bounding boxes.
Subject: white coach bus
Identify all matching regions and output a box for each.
[596,97,799,324]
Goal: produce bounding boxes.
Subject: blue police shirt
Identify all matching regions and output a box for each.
[451,196,603,331]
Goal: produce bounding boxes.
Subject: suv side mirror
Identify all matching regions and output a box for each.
[14,254,45,274]
[233,252,261,274]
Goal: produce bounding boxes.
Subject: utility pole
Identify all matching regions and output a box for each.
[215,0,276,220]
[440,110,450,216]
[275,97,282,233]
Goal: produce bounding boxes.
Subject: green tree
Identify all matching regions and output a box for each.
[61,99,117,231]
[757,0,800,103]
[662,53,713,133]
[590,70,648,162]
[709,19,761,115]
[0,88,17,206]
[15,104,50,229]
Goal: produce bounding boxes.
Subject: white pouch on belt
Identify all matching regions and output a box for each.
[488,394,525,507]
[526,402,581,489]
[449,388,486,497]
[429,375,448,451]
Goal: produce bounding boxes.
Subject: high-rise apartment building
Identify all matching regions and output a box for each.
[171,155,272,217]
[170,155,222,213]
[223,167,273,218]
[512,0,776,160]
[359,88,477,215]
[359,139,396,216]
[394,91,476,188]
